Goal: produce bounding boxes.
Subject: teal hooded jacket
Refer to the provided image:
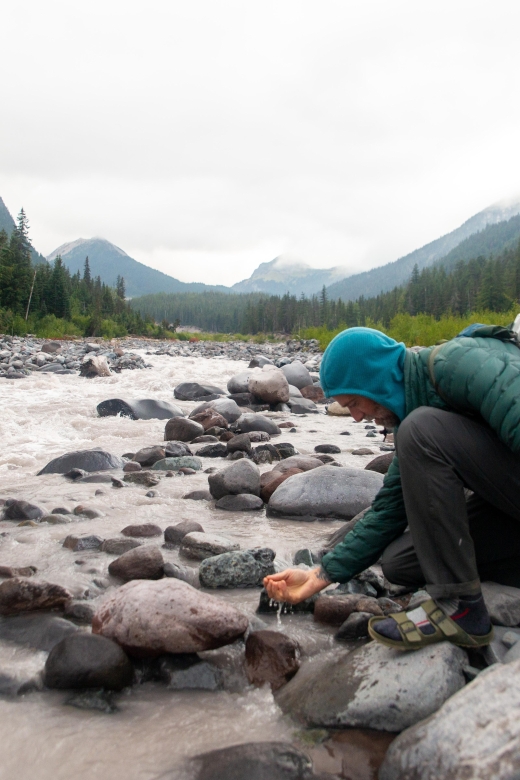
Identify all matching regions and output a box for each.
[320,332,520,583]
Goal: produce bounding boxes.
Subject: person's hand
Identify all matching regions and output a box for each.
[263,567,331,605]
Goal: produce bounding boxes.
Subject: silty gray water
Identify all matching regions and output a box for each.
[0,350,387,779]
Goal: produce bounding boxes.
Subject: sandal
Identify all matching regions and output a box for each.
[368,598,494,651]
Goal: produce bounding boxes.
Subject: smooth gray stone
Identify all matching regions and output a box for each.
[236,414,281,435]
[199,549,275,588]
[164,520,204,545]
[379,659,520,780]
[0,613,79,651]
[277,641,467,732]
[226,371,252,394]
[182,490,212,501]
[208,459,261,499]
[162,562,200,588]
[482,582,520,626]
[180,532,240,561]
[288,384,303,397]
[335,611,372,640]
[196,443,227,458]
[3,500,44,521]
[248,356,274,368]
[38,449,124,475]
[173,382,225,401]
[314,444,341,454]
[215,494,264,512]
[287,397,319,414]
[186,742,315,780]
[268,466,383,520]
[44,633,133,690]
[281,360,313,389]
[156,654,222,690]
[151,456,202,471]
[165,441,193,457]
[97,398,184,420]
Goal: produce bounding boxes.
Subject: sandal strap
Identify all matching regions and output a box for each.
[393,611,423,643]
[422,599,460,638]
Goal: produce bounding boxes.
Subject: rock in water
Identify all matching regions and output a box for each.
[108,546,164,581]
[0,613,79,651]
[37,448,124,475]
[152,456,202,471]
[164,417,204,442]
[121,524,162,538]
[164,520,204,545]
[208,398,242,423]
[277,641,466,732]
[208,459,261,499]
[101,538,142,555]
[365,453,394,474]
[226,371,252,394]
[185,743,315,780]
[0,579,72,616]
[260,468,303,503]
[97,399,185,420]
[236,413,282,435]
[268,465,383,520]
[3,500,44,521]
[281,360,313,389]
[44,634,133,690]
[63,534,104,552]
[190,409,229,431]
[199,549,275,588]
[173,382,225,401]
[248,366,290,404]
[92,578,249,656]
[379,658,520,780]
[314,444,341,454]
[180,532,240,560]
[245,630,300,691]
[80,355,111,378]
[272,455,323,474]
[226,433,253,456]
[214,494,264,511]
[132,446,166,466]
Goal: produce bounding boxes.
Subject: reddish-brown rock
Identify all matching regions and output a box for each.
[0,578,72,616]
[92,578,249,657]
[260,468,303,503]
[313,594,363,626]
[245,630,300,691]
[121,523,162,538]
[108,545,164,581]
[300,385,325,402]
[190,409,229,431]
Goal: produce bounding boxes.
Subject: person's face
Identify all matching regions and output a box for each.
[333,394,399,428]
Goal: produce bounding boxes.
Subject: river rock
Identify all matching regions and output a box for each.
[123,470,160,486]
[80,354,111,378]
[208,459,261,499]
[226,371,252,394]
[108,546,164,581]
[259,468,303,503]
[121,523,162,538]
[335,611,372,640]
[277,641,467,732]
[41,340,61,354]
[365,453,394,474]
[44,633,133,690]
[0,578,72,616]
[249,355,274,368]
[190,409,229,431]
[0,565,37,578]
[3,499,44,521]
[245,630,300,691]
[281,360,313,389]
[272,455,323,474]
[199,549,275,588]
[327,401,351,415]
[352,448,374,455]
[37,448,124,475]
[313,594,363,626]
[196,443,227,458]
[208,398,242,423]
[173,382,225,401]
[288,384,302,397]
[268,466,383,520]
[300,385,325,402]
[248,366,290,404]
[226,433,252,456]
[287,397,319,414]
[236,414,281,435]
[182,490,212,501]
[481,582,520,626]
[63,601,96,624]
[164,417,204,442]
[92,578,249,655]
[145,653,222,690]
[123,461,141,473]
[63,534,104,552]
[151,456,202,471]
[215,494,264,511]
[164,520,204,545]
[379,658,520,780]
[0,613,79,651]
[101,538,142,555]
[180,532,240,560]
[186,742,315,780]
[162,562,200,589]
[314,444,341,454]
[132,446,166,467]
[97,398,185,420]
[248,430,271,442]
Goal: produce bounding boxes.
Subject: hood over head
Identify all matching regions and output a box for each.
[320,327,406,421]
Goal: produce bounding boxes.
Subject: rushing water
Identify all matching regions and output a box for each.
[0,348,390,779]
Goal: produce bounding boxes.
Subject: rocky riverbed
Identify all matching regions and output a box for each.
[1,337,519,780]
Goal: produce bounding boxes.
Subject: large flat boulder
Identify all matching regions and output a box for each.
[92,578,248,656]
[248,366,290,404]
[173,382,225,401]
[268,465,383,520]
[37,448,124,475]
[379,658,520,780]
[97,398,185,420]
[277,641,467,732]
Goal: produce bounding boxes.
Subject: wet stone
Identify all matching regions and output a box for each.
[123,461,142,473]
[0,578,72,616]
[66,689,118,714]
[199,549,275,588]
[314,444,341,454]
[180,532,240,561]
[37,448,124,475]
[108,546,164,581]
[335,611,372,640]
[162,562,200,589]
[196,443,227,458]
[101,538,142,555]
[63,534,104,552]
[73,506,101,519]
[164,441,193,457]
[45,633,133,690]
[257,588,316,614]
[164,520,205,546]
[0,565,37,579]
[154,654,222,690]
[151,456,202,471]
[245,629,300,691]
[352,448,375,455]
[208,459,261,499]
[3,500,44,521]
[63,601,96,624]
[132,446,166,466]
[0,613,79,651]
[123,470,160,487]
[313,594,362,626]
[293,549,317,566]
[121,523,162,538]
[41,514,71,524]
[164,417,204,442]
[183,490,212,501]
[214,494,264,512]
[186,742,315,780]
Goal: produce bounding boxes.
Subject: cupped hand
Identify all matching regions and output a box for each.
[263,567,330,605]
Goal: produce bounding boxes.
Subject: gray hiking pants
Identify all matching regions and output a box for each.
[380,407,520,599]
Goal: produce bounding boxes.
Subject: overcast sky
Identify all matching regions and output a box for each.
[2,1,520,286]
